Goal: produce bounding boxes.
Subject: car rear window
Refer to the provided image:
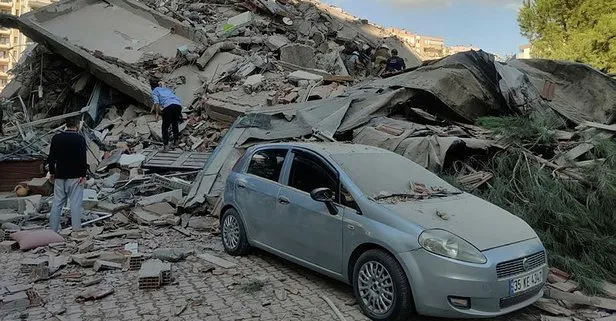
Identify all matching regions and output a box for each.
[246,149,287,182]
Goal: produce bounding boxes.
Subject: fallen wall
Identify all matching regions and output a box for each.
[12,0,205,107]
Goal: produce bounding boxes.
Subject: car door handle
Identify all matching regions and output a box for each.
[278,196,290,204]
[237,179,247,188]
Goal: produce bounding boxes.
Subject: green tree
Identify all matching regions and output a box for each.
[518,0,616,73]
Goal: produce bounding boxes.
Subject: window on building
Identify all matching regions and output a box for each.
[0,51,6,58]
[0,79,7,86]
[0,36,9,44]
[13,36,17,44]
[246,149,287,182]
[0,10,11,15]
[1,65,8,72]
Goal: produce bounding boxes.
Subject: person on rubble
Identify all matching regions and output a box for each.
[48,116,87,232]
[371,44,391,76]
[150,77,183,151]
[344,51,362,76]
[385,49,406,74]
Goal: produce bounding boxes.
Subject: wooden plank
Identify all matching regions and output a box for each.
[196,253,237,268]
[582,121,616,132]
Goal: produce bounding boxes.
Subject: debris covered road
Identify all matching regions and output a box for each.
[0,232,540,321]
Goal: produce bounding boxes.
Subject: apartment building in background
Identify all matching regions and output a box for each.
[388,28,446,59]
[517,43,532,59]
[447,45,480,56]
[0,0,54,90]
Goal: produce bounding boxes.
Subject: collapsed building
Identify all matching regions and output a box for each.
[0,0,616,319]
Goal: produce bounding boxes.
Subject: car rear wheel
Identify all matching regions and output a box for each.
[353,249,414,321]
[221,208,250,256]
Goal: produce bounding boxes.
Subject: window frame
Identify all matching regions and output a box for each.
[243,147,290,185]
[281,148,343,203]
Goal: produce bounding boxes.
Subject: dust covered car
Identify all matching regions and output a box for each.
[220,142,547,321]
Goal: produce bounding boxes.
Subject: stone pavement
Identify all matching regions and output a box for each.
[0,231,541,321]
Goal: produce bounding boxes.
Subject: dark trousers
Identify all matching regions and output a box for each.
[162,104,182,146]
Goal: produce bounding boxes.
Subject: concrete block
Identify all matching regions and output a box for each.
[93,260,122,272]
[21,258,47,273]
[266,35,290,51]
[26,178,53,196]
[6,284,32,294]
[280,44,316,68]
[0,195,42,216]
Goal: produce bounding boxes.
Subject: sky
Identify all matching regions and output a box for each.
[320,0,528,57]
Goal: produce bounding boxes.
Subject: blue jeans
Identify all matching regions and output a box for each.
[50,178,84,232]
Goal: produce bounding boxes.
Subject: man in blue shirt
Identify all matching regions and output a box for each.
[150,78,183,150]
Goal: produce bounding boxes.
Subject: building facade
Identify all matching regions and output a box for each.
[0,0,54,90]
[388,28,446,60]
[517,44,532,59]
[447,45,480,56]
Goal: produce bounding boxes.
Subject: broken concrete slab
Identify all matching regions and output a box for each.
[93,260,122,272]
[0,240,19,253]
[288,70,323,83]
[0,291,30,312]
[0,213,25,224]
[17,0,204,107]
[266,35,290,51]
[26,178,53,196]
[0,195,42,216]
[196,42,237,70]
[215,11,253,38]
[94,229,141,240]
[196,253,236,268]
[77,240,94,254]
[75,287,114,302]
[187,216,217,230]
[137,190,183,207]
[280,44,316,69]
[142,202,175,217]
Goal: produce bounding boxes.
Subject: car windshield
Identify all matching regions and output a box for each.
[330,151,461,200]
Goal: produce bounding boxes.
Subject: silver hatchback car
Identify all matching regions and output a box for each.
[220,142,547,321]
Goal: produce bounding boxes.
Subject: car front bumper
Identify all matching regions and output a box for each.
[397,237,548,318]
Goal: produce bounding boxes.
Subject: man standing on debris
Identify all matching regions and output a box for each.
[385,49,406,74]
[371,44,391,76]
[150,77,182,151]
[48,116,87,232]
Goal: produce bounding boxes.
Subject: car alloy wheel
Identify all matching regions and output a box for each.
[353,249,414,321]
[358,261,395,314]
[222,215,240,250]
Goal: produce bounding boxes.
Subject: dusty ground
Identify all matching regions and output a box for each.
[0,229,541,321]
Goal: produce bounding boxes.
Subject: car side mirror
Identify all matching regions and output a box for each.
[310,187,338,215]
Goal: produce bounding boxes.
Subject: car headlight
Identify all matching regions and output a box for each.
[419,229,487,264]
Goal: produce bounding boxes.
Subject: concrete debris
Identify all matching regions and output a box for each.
[215,12,254,38]
[280,44,317,69]
[288,71,324,83]
[75,287,115,303]
[93,260,123,272]
[152,248,190,262]
[138,259,172,290]
[196,253,236,269]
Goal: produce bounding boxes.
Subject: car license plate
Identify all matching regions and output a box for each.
[509,270,543,295]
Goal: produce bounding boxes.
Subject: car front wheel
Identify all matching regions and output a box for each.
[221,208,250,256]
[353,249,414,321]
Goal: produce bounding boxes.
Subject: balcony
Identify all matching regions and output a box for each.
[0,27,11,35]
[28,0,50,9]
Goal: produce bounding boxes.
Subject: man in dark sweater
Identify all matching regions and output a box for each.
[47,117,88,232]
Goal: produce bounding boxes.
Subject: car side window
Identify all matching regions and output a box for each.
[246,149,287,182]
[288,150,339,201]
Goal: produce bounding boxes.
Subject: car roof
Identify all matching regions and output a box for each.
[254,142,388,156]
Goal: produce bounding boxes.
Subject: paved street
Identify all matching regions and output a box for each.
[1,229,540,321]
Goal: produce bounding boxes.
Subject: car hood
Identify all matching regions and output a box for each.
[379,193,538,251]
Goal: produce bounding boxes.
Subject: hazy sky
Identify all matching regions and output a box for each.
[321,0,528,57]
